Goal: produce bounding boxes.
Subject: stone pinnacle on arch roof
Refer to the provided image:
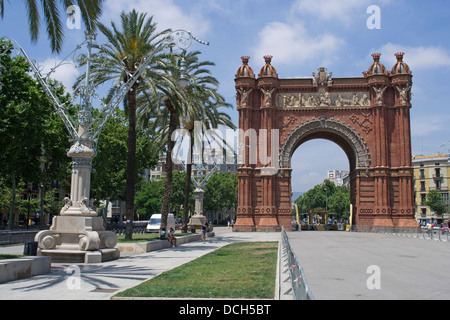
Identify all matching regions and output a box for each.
[235,56,255,78]
[391,52,412,75]
[366,52,387,75]
[259,55,278,78]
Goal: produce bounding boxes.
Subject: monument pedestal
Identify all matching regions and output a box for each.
[35,215,119,263]
[34,136,119,263]
[188,214,207,231]
[187,188,213,232]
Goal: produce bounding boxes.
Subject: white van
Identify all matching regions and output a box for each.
[146,213,175,233]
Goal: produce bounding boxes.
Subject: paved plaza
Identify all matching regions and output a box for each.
[1,228,450,300]
[288,231,450,300]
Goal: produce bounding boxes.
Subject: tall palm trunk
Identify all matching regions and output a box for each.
[182,130,194,232]
[125,84,138,240]
[161,97,178,232]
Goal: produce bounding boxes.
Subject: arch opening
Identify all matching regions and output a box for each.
[291,138,354,228]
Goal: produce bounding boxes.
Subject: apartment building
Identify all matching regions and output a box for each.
[327,170,350,187]
[141,155,185,182]
[413,153,450,224]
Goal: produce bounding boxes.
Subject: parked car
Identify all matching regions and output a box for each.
[146,213,175,233]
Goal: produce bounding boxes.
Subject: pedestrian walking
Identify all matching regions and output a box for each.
[201,222,208,241]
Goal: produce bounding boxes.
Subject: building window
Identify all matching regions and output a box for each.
[435,168,441,177]
[443,193,449,205]
[420,181,426,192]
[436,180,441,190]
[420,169,425,179]
[421,194,426,205]
[421,208,427,217]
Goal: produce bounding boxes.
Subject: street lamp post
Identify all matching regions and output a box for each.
[167,30,212,232]
[27,188,31,230]
[188,157,217,232]
[12,29,209,263]
[16,33,162,263]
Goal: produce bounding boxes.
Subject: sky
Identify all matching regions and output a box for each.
[1,0,450,193]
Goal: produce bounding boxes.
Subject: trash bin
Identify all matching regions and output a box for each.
[23,241,38,256]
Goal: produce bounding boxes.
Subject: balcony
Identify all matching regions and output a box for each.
[429,186,449,191]
[433,174,443,180]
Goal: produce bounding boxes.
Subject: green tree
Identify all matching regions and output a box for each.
[425,189,448,217]
[327,187,351,219]
[139,51,236,232]
[170,170,192,218]
[0,39,72,229]
[134,171,189,220]
[43,189,65,219]
[135,179,165,220]
[295,180,350,220]
[90,107,128,210]
[77,10,172,239]
[0,0,104,53]
[204,172,238,223]
[37,80,74,226]
[90,107,158,218]
[295,180,335,213]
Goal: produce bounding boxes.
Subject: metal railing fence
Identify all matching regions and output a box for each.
[280,226,314,300]
[350,225,450,242]
[0,230,39,246]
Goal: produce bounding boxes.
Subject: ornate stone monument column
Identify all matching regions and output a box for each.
[187,151,216,232]
[188,187,207,230]
[33,35,119,263]
[15,29,211,261]
[35,121,119,263]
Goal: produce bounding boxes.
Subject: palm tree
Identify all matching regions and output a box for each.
[180,91,235,232]
[178,52,235,232]
[76,10,174,239]
[138,51,200,233]
[138,51,235,232]
[148,52,189,233]
[0,0,104,53]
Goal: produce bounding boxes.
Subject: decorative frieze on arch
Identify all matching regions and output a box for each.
[279,117,371,170]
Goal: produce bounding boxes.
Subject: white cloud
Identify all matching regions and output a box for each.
[377,43,450,70]
[102,0,210,38]
[251,21,344,67]
[39,58,80,92]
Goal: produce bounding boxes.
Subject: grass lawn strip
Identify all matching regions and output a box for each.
[114,242,278,299]
[0,254,23,260]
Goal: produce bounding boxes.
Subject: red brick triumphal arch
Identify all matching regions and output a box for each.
[234,53,418,231]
